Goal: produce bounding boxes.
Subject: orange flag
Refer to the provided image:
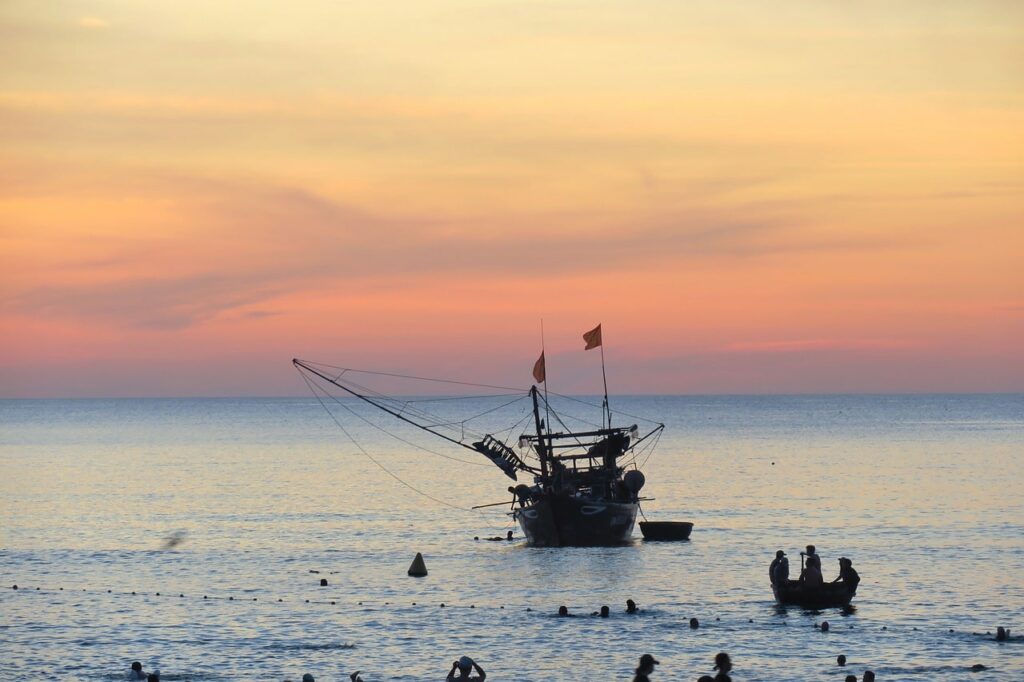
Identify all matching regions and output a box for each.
[532,351,546,383]
[583,324,602,350]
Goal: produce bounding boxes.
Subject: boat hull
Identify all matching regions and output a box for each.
[513,494,638,547]
[772,580,855,608]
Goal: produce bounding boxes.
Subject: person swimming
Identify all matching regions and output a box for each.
[126,662,147,680]
[626,599,638,614]
[632,653,659,681]
[447,655,486,680]
[713,652,732,681]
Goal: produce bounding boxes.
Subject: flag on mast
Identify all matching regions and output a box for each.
[583,324,603,350]
[532,351,546,383]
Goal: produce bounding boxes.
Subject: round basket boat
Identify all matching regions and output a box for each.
[639,521,693,541]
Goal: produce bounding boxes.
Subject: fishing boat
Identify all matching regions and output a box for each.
[293,325,666,547]
[772,580,856,608]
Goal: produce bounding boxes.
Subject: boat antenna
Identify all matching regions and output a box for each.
[540,318,551,440]
[600,333,610,429]
[584,323,611,429]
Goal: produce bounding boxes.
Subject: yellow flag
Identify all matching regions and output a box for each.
[532,351,546,383]
[583,324,602,350]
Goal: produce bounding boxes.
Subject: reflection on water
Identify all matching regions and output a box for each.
[1,395,1022,680]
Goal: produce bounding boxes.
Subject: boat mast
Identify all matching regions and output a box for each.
[530,385,550,481]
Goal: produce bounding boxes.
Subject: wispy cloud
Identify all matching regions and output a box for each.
[77,17,108,29]
[1,171,907,330]
[723,339,924,354]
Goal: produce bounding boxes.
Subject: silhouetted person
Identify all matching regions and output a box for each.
[506,530,513,540]
[834,557,860,594]
[350,672,364,682]
[689,617,699,629]
[801,544,820,580]
[126,662,147,680]
[632,653,659,682]
[697,677,714,682]
[769,550,787,584]
[302,675,315,682]
[558,605,569,616]
[863,670,876,681]
[447,656,485,681]
[996,626,1010,641]
[597,605,609,617]
[147,675,159,682]
[844,676,856,682]
[626,599,638,614]
[804,559,824,591]
[837,654,847,666]
[713,652,732,681]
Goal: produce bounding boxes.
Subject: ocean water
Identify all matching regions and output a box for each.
[1,394,1022,681]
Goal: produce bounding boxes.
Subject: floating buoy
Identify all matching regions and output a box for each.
[408,552,428,577]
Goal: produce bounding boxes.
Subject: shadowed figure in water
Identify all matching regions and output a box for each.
[712,652,732,682]
[447,656,485,681]
[632,653,659,681]
[126,662,147,681]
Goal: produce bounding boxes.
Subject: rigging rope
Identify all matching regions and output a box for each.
[295,360,527,392]
[297,369,477,512]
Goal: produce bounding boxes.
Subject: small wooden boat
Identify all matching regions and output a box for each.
[639,521,693,541]
[772,580,855,608]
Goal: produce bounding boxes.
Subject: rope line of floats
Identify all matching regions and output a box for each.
[3,582,1011,641]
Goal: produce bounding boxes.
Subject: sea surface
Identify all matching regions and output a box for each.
[1,394,1022,681]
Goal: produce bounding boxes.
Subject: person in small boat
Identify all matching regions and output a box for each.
[447,655,486,681]
[800,544,821,582]
[833,557,860,594]
[632,653,659,681]
[803,558,824,591]
[769,550,788,585]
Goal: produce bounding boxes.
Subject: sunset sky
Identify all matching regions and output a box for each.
[1,1,1022,397]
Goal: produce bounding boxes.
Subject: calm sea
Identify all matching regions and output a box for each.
[1,395,1022,681]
